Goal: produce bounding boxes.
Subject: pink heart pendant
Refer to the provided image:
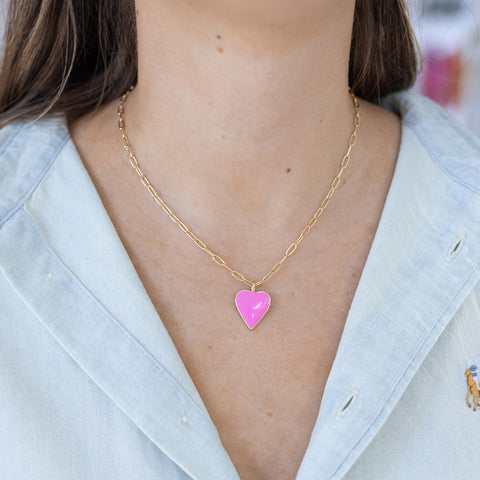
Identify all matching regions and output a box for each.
[235,290,271,330]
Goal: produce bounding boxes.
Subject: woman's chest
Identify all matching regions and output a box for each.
[117,223,375,480]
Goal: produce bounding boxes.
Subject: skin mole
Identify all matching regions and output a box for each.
[216,35,223,52]
[286,167,291,173]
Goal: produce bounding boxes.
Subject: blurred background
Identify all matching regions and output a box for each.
[409,0,480,136]
[0,0,479,136]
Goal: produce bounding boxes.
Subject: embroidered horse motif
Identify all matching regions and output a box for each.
[465,366,480,411]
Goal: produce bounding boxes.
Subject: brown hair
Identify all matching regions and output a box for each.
[0,0,419,128]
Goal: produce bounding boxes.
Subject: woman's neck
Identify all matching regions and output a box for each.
[119,1,358,231]
[72,0,385,249]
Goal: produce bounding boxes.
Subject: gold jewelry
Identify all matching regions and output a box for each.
[117,86,360,329]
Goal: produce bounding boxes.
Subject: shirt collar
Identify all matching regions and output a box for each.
[298,90,480,478]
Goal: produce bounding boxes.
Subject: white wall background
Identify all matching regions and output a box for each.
[0,0,7,53]
[409,0,480,135]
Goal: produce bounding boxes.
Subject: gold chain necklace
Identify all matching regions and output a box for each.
[117,86,360,329]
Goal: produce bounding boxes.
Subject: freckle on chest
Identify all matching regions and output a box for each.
[215,35,224,53]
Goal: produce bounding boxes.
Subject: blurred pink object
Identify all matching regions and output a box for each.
[420,47,463,107]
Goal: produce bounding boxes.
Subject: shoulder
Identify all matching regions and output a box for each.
[0,115,70,226]
[381,89,480,195]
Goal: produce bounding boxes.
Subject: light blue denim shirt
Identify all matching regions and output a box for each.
[1,90,480,480]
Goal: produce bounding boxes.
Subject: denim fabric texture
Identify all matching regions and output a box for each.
[1,90,480,479]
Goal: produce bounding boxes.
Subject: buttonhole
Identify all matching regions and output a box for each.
[337,390,359,418]
[447,235,465,261]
